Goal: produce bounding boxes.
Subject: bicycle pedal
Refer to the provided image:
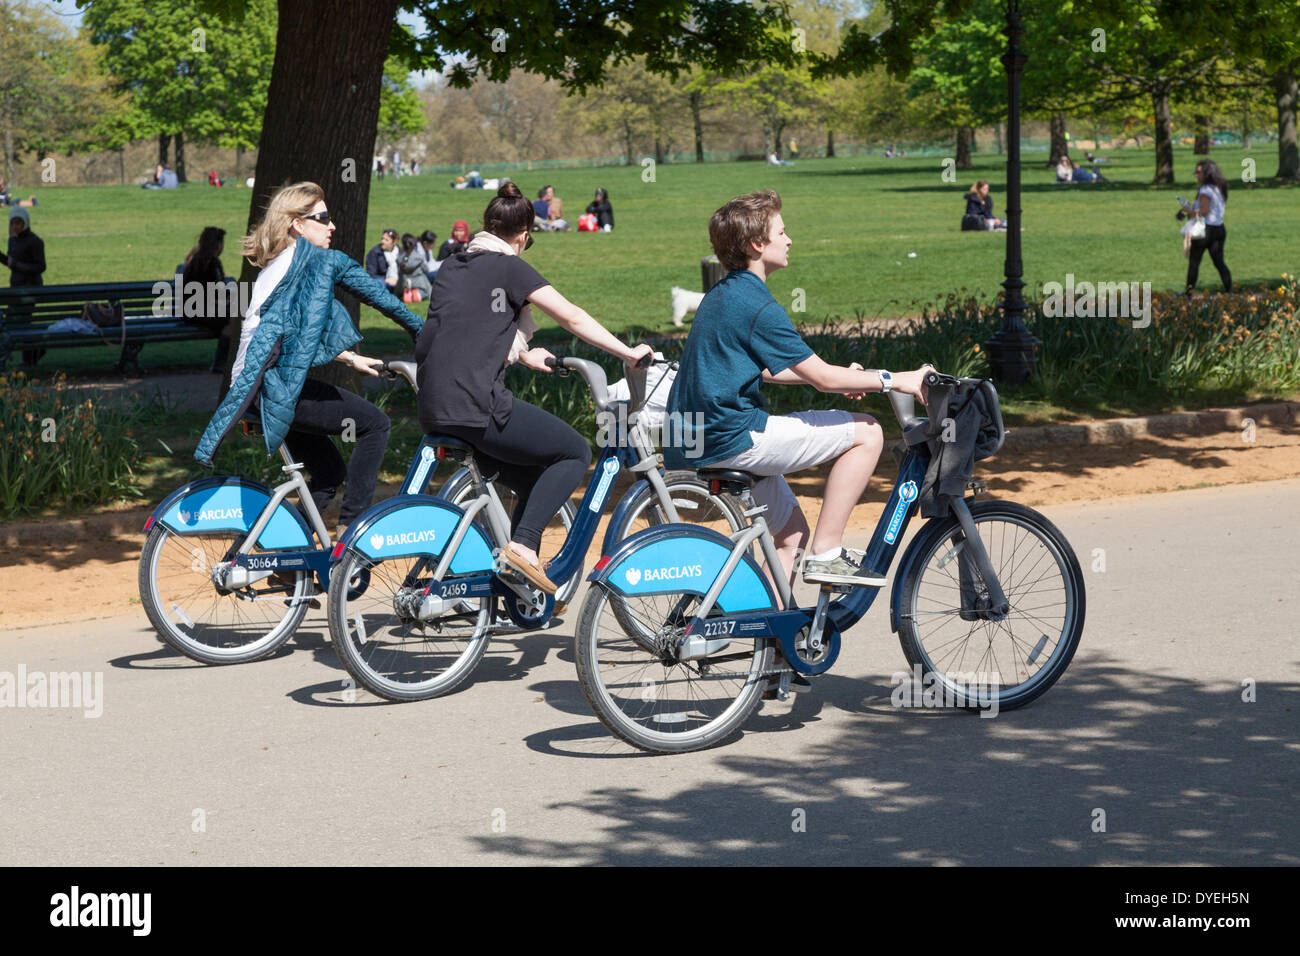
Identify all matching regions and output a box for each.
[966,479,987,496]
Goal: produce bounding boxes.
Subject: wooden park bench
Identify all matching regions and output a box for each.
[0,279,225,374]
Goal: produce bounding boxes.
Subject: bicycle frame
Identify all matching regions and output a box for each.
[592,440,1012,677]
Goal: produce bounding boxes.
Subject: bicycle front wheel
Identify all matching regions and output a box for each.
[896,499,1085,711]
[574,583,774,753]
[138,524,311,665]
[327,546,491,702]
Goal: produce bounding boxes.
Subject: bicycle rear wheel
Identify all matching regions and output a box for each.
[896,500,1085,711]
[574,583,774,753]
[328,546,491,702]
[138,524,311,664]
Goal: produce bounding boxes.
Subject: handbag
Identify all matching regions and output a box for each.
[81,300,125,346]
[1180,214,1205,258]
[577,213,598,232]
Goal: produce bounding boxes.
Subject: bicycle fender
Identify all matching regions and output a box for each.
[334,494,494,573]
[600,476,653,554]
[146,477,312,550]
[591,524,776,614]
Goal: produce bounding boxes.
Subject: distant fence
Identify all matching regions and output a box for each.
[418,138,1080,177]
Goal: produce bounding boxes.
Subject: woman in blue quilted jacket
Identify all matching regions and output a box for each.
[194,182,423,537]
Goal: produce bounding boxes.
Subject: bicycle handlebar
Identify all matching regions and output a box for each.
[542,347,660,413]
[381,360,419,393]
[888,371,962,440]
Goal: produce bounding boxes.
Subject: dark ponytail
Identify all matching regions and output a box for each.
[483,181,535,239]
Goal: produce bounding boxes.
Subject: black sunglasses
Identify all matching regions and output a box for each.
[523,233,534,252]
[299,211,332,225]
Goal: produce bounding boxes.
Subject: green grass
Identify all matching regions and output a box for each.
[15,145,1299,377]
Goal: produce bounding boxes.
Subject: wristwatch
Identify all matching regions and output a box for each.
[878,370,893,393]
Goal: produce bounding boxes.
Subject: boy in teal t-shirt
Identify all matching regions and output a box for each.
[666,189,933,591]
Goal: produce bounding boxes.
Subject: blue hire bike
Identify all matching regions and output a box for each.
[325,354,747,702]
[573,371,1087,753]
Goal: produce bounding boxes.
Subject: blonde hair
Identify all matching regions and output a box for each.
[242,182,324,267]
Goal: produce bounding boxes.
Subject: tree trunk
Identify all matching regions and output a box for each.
[158,132,171,167]
[1048,111,1067,165]
[118,146,125,185]
[1152,85,1174,184]
[175,130,188,183]
[826,128,834,158]
[235,143,243,182]
[955,124,973,169]
[1193,113,1209,154]
[623,118,635,166]
[226,0,402,400]
[773,120,787,160]
[1241,97,1251,150]
[1273,65,1299,181]
[654,136,664,165]
[994,122,1003,155]
[690,90,704,162]
[2,91,14,189]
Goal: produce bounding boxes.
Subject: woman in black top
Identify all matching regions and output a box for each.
[961,180,1005,231]
[415,183,650,593]
[585,188,614,230]
[181,226,235,371]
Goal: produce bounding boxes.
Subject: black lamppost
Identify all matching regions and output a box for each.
[984,0,1041,383]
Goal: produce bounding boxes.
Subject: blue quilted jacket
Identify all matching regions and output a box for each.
[194,237,423,466]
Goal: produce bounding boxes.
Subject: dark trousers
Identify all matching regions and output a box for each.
[1187,224,1232,292]
[261,379,391,526]
[434,399,591,553]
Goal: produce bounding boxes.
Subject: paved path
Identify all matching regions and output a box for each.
[1,482,1296,865]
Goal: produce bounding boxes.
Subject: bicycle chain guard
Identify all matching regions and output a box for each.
[778,620,841,676]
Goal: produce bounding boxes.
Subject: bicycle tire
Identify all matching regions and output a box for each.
[327,545,492,702]
[895,499,1085,711]
[138,524,311,665]
[607,471,746,542]
[574,580,774,753]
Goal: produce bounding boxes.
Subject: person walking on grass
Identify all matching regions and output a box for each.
[1180,159,1232,294]
[194,182,423,539]
[665,189,934,598]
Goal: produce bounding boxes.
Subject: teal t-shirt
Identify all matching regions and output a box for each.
[665,269,813,468]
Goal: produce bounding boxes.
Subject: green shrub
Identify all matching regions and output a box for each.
[0,372,147,520]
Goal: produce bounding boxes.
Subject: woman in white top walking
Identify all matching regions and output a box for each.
[1180,159,1232,294]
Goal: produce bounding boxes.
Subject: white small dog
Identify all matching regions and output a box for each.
[671,286,705,327]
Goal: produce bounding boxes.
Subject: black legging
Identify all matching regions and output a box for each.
[1186,224,1232,293]
[257,379,391,526]
[433,399,592,553]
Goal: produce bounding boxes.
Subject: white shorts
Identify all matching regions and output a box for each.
[712,410,859,532]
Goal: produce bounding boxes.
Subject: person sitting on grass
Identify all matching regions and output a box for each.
[962,180,1006,231]
[664,188,933,596]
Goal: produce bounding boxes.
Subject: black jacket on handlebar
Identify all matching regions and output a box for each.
[917,382,1002,517]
